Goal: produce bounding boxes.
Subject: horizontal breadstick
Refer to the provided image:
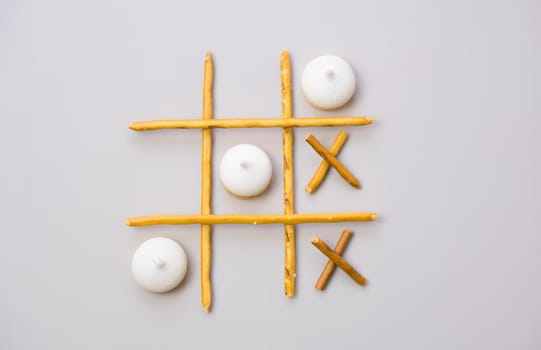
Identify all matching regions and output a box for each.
[315,229,353,290]
[305,134,361,189]
[306,131,348,193]
[126,212,378,227]
[311,236,367,286]
[129,117,373,131]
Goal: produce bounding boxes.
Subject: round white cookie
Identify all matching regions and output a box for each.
[219,144,272,198]
[302,55,356,110]
[132,237,188,293]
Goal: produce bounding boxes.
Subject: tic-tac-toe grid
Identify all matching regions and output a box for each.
[126,51,377,312]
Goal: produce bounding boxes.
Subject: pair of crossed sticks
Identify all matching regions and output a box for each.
[305,131,361,193]
[312,230,367,289]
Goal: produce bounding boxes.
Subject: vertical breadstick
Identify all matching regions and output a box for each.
[281,51,296,297]
[305,131,348,193]
[201,52,213,312]
[315,229,353,290]
[305,134,361,189]
[311,236,367,286]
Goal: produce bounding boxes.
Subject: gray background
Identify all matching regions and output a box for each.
[1,0,540,349]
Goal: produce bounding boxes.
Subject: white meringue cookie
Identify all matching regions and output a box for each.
[219,144,272,198]
[302,55,356,110]
[132,237,188,293]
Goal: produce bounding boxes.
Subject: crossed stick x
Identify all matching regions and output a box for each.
[312,230,367,289]
[305,131,361,193]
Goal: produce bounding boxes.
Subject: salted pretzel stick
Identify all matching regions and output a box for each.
[305,134,361,189]
[126,212,378,226]
[281,51,295,297]
[305,131,348,193]
[201,52,213,312]
[128,117,373,131]
[311,237,367,286]
[315,230,353,290]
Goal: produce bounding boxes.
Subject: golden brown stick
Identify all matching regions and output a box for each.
[126,212,378,226]
[305,134,361,189]
[201,52,213,313]
[306,131,348,194]
[311,236,367,286]
[281,51,295,297]
[128,117,374,131]
[315,230,353,290]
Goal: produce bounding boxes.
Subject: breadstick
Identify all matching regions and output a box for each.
[126,212,378,226]
[315,230,353,290]
[305,134,360,189]
[128,116,374,131]
[311,236,367,286]
[306,131,348,193]
[281,51,295,297]
[201,52,213,312]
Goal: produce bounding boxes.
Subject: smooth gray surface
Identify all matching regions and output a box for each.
[1,0,540,349]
